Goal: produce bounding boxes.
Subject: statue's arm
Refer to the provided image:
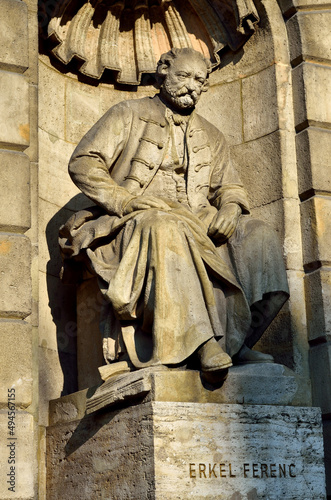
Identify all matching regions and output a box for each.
[207,132,250,241]
[68,102,136,217]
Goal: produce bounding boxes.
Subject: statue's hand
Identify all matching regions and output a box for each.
[207,203,241,241]
[123,195,170,215]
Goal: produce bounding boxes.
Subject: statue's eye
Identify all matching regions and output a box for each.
[176,72,188,79]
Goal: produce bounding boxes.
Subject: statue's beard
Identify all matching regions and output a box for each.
[162,81,199,111]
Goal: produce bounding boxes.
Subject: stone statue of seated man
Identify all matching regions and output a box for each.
[59,47,289,381]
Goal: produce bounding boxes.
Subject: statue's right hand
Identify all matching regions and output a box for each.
[123,195,170,215]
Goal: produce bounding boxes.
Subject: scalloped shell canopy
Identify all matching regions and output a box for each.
[45,0,259,85]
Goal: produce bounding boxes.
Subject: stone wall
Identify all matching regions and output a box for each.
[277,0,331,495]
[0,0,330,497]
[0,0,39,497]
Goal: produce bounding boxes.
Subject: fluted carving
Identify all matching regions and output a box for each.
[42,0,259,85]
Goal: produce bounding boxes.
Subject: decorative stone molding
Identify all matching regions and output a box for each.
[42,0,259,84]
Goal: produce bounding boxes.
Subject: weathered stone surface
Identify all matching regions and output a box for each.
[310,343,331,414]
[230,131,283,208]
[0,71,29,149]
[300,195,331,268]
[0,0,28,72]
[0,320,32,406]
[280,0,331,15]
[86,364,310,415]
[305,267,331,342]
[38,128,90,211]
[197,80,243,145]
[0,410,36,498]
[39,62,66,140]
[287,11,331,65]
[0,234,31,318]
[0,151,30,232]
[292,63,331,129]
[46,401,326,499]
[38,197,74,277]
[242,65,278,142]
[39,346,64,426]
[65,79,101,144]
[296,127,331,196]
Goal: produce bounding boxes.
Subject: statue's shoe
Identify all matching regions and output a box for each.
[232,345,274,365]
[198,338,233,372]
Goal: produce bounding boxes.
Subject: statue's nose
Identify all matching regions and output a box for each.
[185,78,195,91]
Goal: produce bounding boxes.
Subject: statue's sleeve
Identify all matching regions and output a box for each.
[208,131,250,213]
[68,101,136,217]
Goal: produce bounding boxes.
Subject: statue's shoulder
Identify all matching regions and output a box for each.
[106,95,160,116]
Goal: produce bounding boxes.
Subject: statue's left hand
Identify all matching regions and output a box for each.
[207,203,241,241]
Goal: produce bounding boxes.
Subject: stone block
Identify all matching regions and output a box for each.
[287,11,331,65]
[86,364,310,415]
[197,80,242,145]
[292,63,331,129]
[25,5,39,86]
[38,197,74,277]
[38,128,91,211]
[0,234,31,318]
[0,71,29,149]
[39,346,64,426]
[300,195,331,268]
[209,2,289,85]
[39,62,65,139]
[296,127,331,196]
[0,410,36,498]
[65,79,101,144]
[242,65,278,142]
[46,400,326,499]
[230,131,282,208]
[0,0,28,72]
[305,267,331,343]
[280,0,331,16]
[0,151,30,232]
[0,320,32,406]
[250,198,285,241]
[39,271,77,354]
[310,343,331,414]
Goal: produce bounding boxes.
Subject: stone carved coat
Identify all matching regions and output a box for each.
[61,94,287,367]
[69,94,250,219]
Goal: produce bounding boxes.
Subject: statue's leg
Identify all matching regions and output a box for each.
[227,216,289,361]
[100,209,227,368]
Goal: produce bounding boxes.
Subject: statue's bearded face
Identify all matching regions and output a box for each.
[161,54,208,111]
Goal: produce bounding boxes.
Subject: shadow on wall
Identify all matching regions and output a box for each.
[45,193,93,396]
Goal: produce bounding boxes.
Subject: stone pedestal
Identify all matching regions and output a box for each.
[46,368,326,499]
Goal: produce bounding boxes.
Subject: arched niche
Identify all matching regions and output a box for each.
[38,0,308,406]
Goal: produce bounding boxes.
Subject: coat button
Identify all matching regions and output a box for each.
[158,142,164,149]
[149,163,155,170]
[193,146,198,153]
[160,123,166,128]
[140,180,146,187]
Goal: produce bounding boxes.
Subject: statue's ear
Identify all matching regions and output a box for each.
[158,63,169,77]
[202,80,209,92]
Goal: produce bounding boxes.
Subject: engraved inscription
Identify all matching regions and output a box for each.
[189,463,296,479]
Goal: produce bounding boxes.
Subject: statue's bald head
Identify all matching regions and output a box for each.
[156,48,211,111]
